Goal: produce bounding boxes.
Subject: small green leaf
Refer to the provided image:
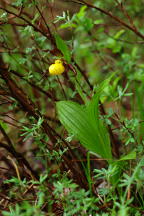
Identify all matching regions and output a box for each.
[114,29,125,39]
[76,5,87,18]
[119,151,136,161]
[55,34,71,63]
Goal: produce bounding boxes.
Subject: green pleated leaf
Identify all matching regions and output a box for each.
[87,94,112,160]
[56,96,112,160]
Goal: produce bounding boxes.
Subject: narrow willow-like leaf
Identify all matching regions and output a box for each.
[119,151,136,161]
[55,34,71,63]
[57,99,112,160]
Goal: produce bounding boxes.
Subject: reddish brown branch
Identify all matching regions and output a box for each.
[73,0,144,40]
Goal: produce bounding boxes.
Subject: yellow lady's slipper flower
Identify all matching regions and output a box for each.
[49,59,65,75]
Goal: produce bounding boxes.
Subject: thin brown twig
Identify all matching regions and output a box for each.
[0,141,39,180]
